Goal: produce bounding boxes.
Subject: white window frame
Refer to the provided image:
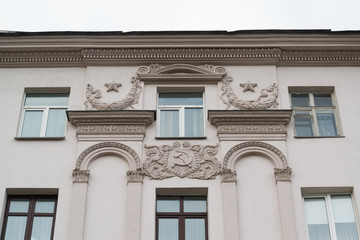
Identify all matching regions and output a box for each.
[290,92,341,137]
[18,93,69,138]
[303,194,359,240]
[157,92,205,138]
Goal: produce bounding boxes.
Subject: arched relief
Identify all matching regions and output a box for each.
[75,142,140,171]
[222,141,291,182]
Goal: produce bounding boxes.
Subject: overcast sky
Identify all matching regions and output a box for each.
[1,0,360,32]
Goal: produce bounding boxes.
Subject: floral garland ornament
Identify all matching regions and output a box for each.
[143,142,220,180]
[220,76,279,110]
[84,76,142,110]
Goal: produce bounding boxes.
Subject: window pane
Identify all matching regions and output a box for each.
[45,108,67,137]
[4,216,27,240]
[304,198,331,240]
[331,195,359,240]
[21,110,43,137]
[316,111,337,136]
[159,93,203,106]
[158,218,178,240]
[35,199,56,213]
[314,94,333,107]
[31,217,53,240]
[185,218,205,240]
[291,94,310,107]
[185,108,204,137]
[294,112,313,137]
[160,110,179,137]
[25,93,69,106]
[157,197,180,212]
[184,197,207,213]
[9,199,29,213]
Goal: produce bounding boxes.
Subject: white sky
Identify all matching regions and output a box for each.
[1,0,360,32]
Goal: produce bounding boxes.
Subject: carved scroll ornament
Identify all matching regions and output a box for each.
[220,76,279,110]
[84,76,142,110]
[143,142,221,180]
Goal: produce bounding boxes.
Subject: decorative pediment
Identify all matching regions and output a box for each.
[137,64,227,83]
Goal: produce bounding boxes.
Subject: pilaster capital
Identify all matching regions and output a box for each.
[72,170,90,183]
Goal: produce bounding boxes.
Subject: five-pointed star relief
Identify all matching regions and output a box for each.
[105,81,122,92]
[240,80,257,92]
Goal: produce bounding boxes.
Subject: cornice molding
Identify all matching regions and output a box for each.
[208,110,292,135]
[1,47,360,67]
[67,110,155,137]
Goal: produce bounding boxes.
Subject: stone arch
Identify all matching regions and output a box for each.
[75,142,140,171]
[223,141,288,171]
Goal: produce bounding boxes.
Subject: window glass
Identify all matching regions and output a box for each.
[157,197,180,213]
[24,93,69,106]
[314,94,333,107]
[35,199,56,213]
[304,198,331,240]
[45,109,67,137]
[9,199,29,213]
[183,197,207,213]
[291,94,310,107]
[185,108,204,137]
[159,93,203,105]
[21,110,43,137]
[4,216,27,240]
[316,111,337,136]
[158,218,179,240]
[294,112,313,137]
[160,110,180,137]
[31,217,54,240]
[185,218,206,240]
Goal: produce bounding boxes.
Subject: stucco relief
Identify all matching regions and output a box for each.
[137,63,226,75]
[274,167,292,182]
[84,76,142,110]
[218,124,287,134]
[72,169,90,183]
[76,125,145,135]
[220,76,279,110]
[143,142,221,180]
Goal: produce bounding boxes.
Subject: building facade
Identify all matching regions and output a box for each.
[0,30,360,240]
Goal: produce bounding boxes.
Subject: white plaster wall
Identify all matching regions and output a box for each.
[83,155,128,240]
[236,155,282,240]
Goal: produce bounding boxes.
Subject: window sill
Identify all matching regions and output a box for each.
[294,136,345,139]
[14,137,66,141]
[155,136,207,140]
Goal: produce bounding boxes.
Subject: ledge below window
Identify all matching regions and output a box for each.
[294,136,345,139]
[14,137,65,141]
[155,136,207,140]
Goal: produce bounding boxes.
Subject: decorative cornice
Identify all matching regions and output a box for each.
[72,169,90,183]
[221,169,237,183]
[1,47,360,67]
[274,167,292,182]
[208,110,292,135]
[67,110,155,136]
[127,169,144,183]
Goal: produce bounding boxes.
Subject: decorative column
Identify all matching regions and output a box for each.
[221,169,240,240]
[275,167,297,240]
[68,170,90,240]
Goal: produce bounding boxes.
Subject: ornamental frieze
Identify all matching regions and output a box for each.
[76,125,145,135]
[218,124,287,134]
[143,142,220,180]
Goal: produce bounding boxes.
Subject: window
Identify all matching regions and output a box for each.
[19,93,69,137]
[304,194,359,240]
[156,196,207,240]
[1,195,57,240]
[290,92,340,137]
[157,92,204,138]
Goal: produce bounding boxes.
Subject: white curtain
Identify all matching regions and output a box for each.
[158,218,178,240]
[185,218,205,240]
[317,111,337,136]
[31,217,53,240]
[160,110,179,137]
[185,108,204,137]
[332,196,359,240]
[4,216,27,240]
[45,109,66,137]
[21,110,43,137]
